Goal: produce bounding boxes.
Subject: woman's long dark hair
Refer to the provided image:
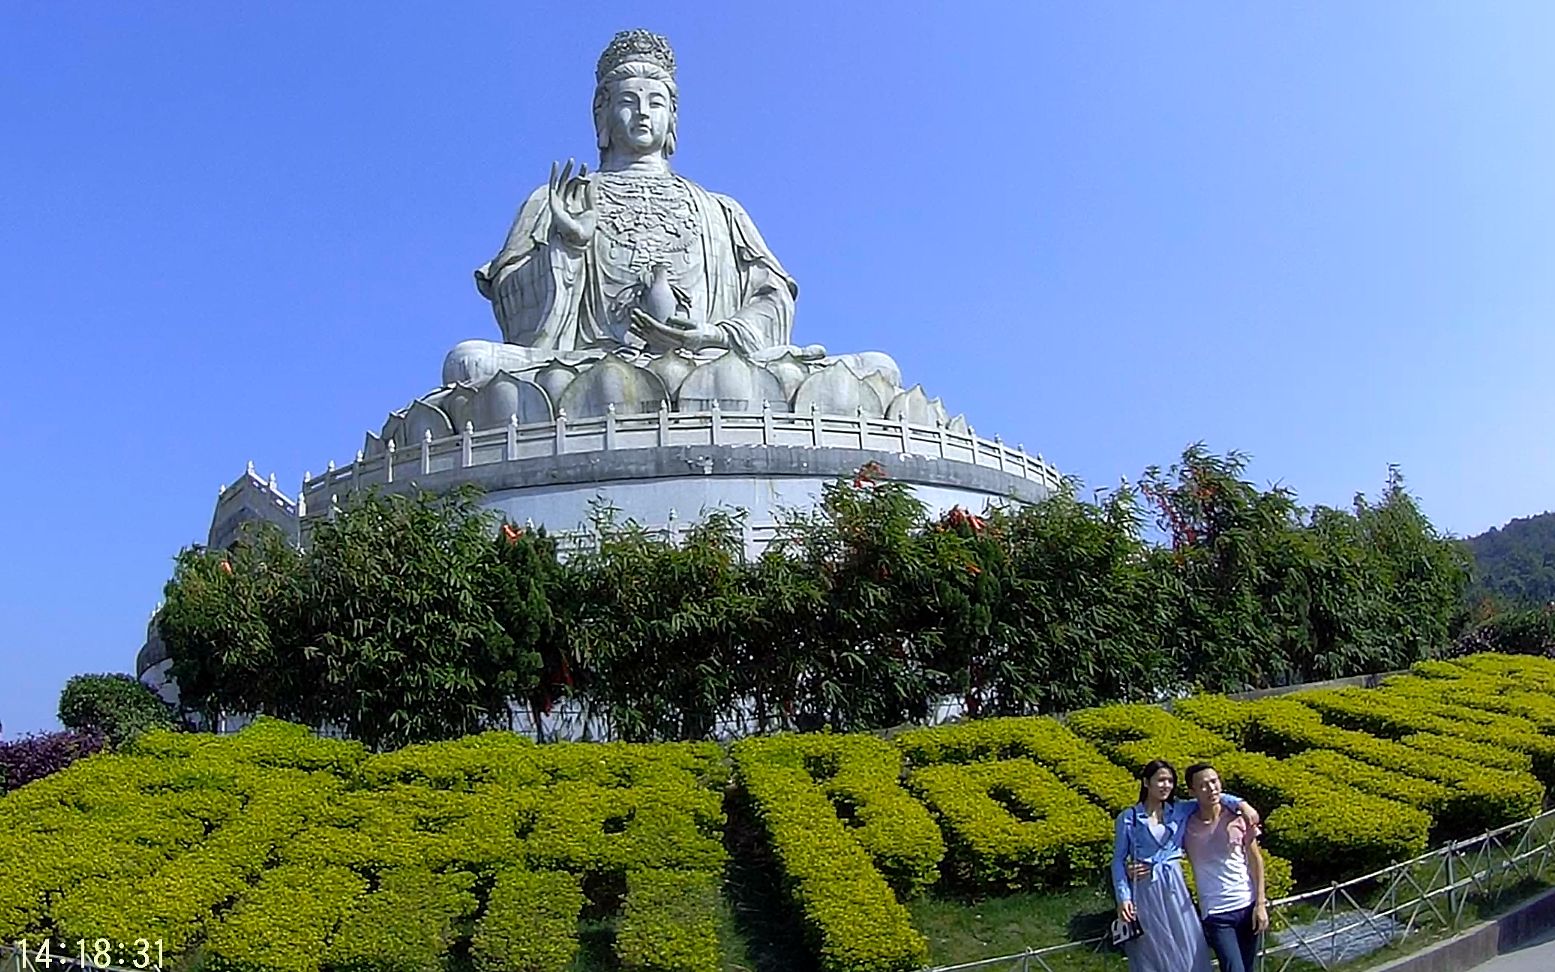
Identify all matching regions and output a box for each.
[1137,759,1178,806]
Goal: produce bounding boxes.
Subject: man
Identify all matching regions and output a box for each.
[1182,762,1269,972]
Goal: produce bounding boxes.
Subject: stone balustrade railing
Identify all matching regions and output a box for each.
[298,403,1060,516]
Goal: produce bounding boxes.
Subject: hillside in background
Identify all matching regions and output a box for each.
[1466,511,1555,607]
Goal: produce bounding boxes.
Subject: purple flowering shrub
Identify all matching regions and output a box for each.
[0,729,106,793]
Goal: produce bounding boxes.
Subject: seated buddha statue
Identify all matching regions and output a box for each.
[442,29,898,394]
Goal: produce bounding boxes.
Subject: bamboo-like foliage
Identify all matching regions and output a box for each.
[157,448,1469,745]
[160,487,543,750]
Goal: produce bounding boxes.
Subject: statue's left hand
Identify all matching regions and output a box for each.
[631,309,728,353]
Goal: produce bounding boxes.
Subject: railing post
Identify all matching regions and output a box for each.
[899,414,911,454]
[1446,841,1457,920]
[554,408,568,455]
[353,451,364,492]
[810,403,822,447]
[506,413,519,461]
[421,429,433,475]
[604,404,618,450]
[855,405,866,449]
[710,399,722,445]
[968,426,978,465]
[385,438,396,483]
[460,421,474,468]
[936,419,948,459]
[995,434,1008,472]
[762,399,774,445]
[299,472,310,518]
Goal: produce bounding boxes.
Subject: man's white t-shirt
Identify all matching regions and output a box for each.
[1184,807,1254,916]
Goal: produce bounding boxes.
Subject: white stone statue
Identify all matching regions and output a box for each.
[442,30,895,391]
[373,28,949,447]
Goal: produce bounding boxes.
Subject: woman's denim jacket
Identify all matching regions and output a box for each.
[1111,795,1243,903]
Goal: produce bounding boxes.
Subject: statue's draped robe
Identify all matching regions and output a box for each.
[474,173,797,358]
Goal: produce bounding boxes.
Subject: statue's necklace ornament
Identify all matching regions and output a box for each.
[596,171,698,272]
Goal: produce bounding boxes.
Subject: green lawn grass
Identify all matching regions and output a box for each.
[908,887,1123,971]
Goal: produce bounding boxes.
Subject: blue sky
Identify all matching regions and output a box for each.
[2,3,1552,736]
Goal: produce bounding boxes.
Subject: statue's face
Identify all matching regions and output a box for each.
[604,76,673,156]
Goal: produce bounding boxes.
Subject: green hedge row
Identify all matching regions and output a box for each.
[1291,687,1555,783]
[6,654,1555,972]
[1066,702,1238,777]
[906,759,1113,892]
[203,864,367,972]
[324,867,477,972]
[896,717,1138,814]
[616,868,722,972]
[470,868,584,972]
[732,740,930,972]
[735,734,945,899]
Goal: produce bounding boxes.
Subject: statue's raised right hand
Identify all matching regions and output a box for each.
[548,158,596,247]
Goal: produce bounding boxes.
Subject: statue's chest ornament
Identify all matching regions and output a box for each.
[597,174,699,270]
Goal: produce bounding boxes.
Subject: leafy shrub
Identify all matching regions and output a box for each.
[325,867,478,972]
[616,869,721,972]
[203,864,368,972]
[1286,750,1453,822]
[907,759,1112,891]
[1066,703,1237,781]
[896,717,1138,814]
[734,756,929,972]
[471,868,584,972]
[1292,687,1555,781]
[0,729,105,793]
[735,734,945,898]
[1253,697,1542,837]
[58,673,177,747]
[1213,752,1430,883]
[356,731,544,790]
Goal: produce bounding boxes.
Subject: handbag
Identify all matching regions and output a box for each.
[1110,915,1144,946]
[1111,807,1145,946]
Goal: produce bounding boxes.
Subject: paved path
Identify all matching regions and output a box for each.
[1469,926,1555,971]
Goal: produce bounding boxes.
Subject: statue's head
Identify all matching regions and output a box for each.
[593,29,678,162]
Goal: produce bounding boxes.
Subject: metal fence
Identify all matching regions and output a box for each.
[922,807,1555,972]
[1259,808,1555,972]
[920,940,1111,972]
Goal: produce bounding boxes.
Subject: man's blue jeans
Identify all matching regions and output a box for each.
[1202,903,1259,972]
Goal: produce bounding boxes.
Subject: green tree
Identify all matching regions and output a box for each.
[159,521,308,728]
[159,488,544,750]
[561,507,757,741]
[757,466,950,732]
[1463,511,1555,608]
[57,673,177,747]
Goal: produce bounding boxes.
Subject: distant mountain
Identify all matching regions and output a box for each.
[1464,511,1555,607]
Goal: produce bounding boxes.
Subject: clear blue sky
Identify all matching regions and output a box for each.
[3,4,1552,736]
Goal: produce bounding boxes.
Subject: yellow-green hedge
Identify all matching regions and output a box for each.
[5,655,1555,972]
[896,717,1137,813]
[732,752,930,972]
[907,758,1112,891]
[616,868,722,972]
[734,734,945,898]
[470,868,584,972]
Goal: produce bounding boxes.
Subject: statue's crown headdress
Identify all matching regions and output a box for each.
[596,29,676,82]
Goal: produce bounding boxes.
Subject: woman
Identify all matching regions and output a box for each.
[1111,759,1258,972]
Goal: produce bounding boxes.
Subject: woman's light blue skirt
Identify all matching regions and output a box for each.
[1124,859,1211,972]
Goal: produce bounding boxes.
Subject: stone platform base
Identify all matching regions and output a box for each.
[423,442,1051,552]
